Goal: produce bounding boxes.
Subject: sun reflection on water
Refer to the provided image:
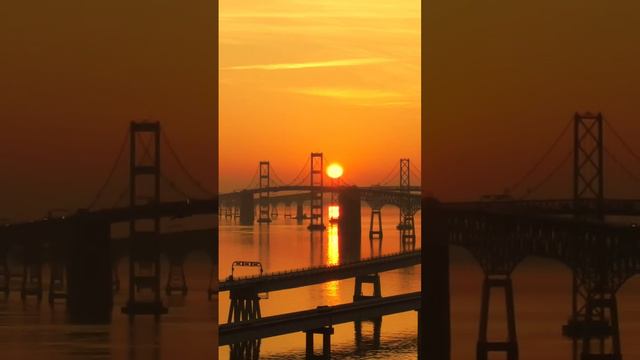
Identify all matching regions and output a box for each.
[323,222,341,302]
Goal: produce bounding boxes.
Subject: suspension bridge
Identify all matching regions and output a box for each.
[1,112,640,360]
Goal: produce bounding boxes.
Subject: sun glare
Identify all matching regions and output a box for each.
[326,163,344,179]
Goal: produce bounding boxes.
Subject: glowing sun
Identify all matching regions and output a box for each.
[326,163,344,179]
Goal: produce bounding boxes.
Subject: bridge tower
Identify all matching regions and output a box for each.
[257,161,271,223]
[567,112,622,360]
[122,121,167,316]
[398,159,416,247]
[573,112,604,219]
[308,153,326,231]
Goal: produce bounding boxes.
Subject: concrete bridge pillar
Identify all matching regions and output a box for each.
[476,274,518,360]
[48,262,67,305]
[21,238,43,302]
[296,202,305,224]
[422,198,450,359]
[67,216,112,323]
[165,257,188,296]
[0,252,9,297]
[369,207,383,240]
[239,191,255,226]
[339,187,361,234]
[228,288,261,323]
[305,326,334,360]
[353,273,381,301]
[284,203,292,219]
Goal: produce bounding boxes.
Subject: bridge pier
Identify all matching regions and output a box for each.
[355,317,382,350]
[354,273,381,301]
[67,216,112,323]
[339,186,361,242]
[296,202,305,224]
[228,288,261,323]
[48,262,67,305]
[305,326,334,360]
[476,274,518,360]
[369,207,383,240]
[270,205,278,220]
[21,262,42,302]
[239,191,255,226]
[21,239,43,302]
[284,203,292,219]
[0,253,9,297]
[400,215,416,250]
[563,280,622,360]
[165,257,188,296]
[112,258,121,293]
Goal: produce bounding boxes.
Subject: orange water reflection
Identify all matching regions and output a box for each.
[323,223,340,301]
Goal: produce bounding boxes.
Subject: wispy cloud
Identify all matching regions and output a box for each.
[289,87,403,100]
[222,58,393,71]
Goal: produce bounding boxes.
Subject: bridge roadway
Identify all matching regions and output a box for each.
[220,250,421,293]
[1,185,420,231]
[445,198,640,217]
[219,292,420,345]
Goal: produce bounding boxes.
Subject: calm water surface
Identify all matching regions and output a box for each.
[2,207,640,359]
[219,206,640,360]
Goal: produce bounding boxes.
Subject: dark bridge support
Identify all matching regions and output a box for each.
[296,202,305,224]
[353,274,382,351]
[354,274,381,301]
[305,326,334,360]
[421,198,451,360]
[21,239,43,302]
[228,288,261,323]
[165,256,188,296]
[229,340,260,360]
[339,187,361,242]
[239,190,255,226]
[369,207,383,240]
[355,317,382,351]
[228,288,262,360]
[0,253,9,297]
[48,262,67,305]
[476,274,518,360]
[563,279,622,360]
[67,217,112,323]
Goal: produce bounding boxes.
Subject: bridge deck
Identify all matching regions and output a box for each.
[220,250,421,293]
[219,292,420,345]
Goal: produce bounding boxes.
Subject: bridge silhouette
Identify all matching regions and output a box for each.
[0,121,421,323]
[2,112,640,360]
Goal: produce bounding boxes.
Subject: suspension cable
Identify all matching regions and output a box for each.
[510,119,573,194]
[87,129,129,209]
[519,150,573,200]
[162,132,214,196]
[604,119,640,164]
[604,146,640,184]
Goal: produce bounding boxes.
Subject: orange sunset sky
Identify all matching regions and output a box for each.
[2,1,640,221]
[219,0,421,192]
